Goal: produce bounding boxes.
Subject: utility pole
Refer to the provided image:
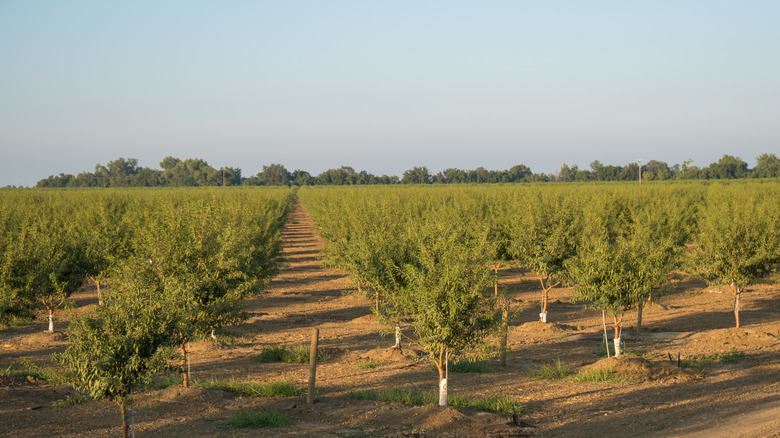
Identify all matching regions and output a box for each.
[637,159,643,185]
[222,168,225,188]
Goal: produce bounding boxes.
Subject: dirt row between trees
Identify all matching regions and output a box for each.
[1,199,779,437]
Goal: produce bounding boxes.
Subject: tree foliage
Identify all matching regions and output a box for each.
[694,185,780,327]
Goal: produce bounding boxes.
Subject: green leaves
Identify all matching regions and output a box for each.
[398,219,496,356]
[56,282,177,406]
[695,185,779,290]
[567,192,680,315]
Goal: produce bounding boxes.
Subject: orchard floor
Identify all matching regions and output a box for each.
[2,199,779,438]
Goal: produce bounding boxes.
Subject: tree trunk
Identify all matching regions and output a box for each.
[95,278,103,306]
[375,290,380,313]
[436,346,448,406]
[601,309,610,359]
[499,304,508,367]
[539,276,549,322]
[494,267,499,297]
[734,289,741,328]
[636,301,643,334]
[120,403,129,438]
[181,342,190,388]
[613,314,622,357]
[48,310,54,333]
[538,275,559,323]
[495,267,508,366]
[394,325,401,349]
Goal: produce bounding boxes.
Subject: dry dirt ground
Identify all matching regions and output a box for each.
[2,199,779,437]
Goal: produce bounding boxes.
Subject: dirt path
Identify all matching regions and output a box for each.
[1,198,779,437]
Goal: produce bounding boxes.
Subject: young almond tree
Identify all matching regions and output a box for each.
[56,259,177,438]
[695,186,780,328]
[79,193,134,306]
[132,195,284,387]
[398,219,496,406]
[567,194,678,357]
[509,189,580,323]
[3,214,88,332]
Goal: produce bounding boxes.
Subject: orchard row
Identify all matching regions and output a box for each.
[297,181,780,406]
[0,188,294,436]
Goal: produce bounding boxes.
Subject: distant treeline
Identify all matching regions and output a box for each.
[35,153,780,188]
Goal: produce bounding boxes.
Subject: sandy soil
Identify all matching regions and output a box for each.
[1,199,779,437]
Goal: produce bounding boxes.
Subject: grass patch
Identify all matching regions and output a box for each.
[680,358,712,369]
[353,359,384,370]
[52,393,92,409]
[596,340,640,358]
[197,378,302,397]
[568,367,637,383]
[256,344,330,364]
[224,410,292,429]
[1,358,71,385]
[146,374,184,389]
[449,360,494,373]
[528,359,573,380]
[680,348,745,369]
[347,389,527,414]
[718,348,745,363]
[256,345,288,362]
[349,388,436,405]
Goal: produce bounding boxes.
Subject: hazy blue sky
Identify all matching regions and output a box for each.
[1,1,778,186]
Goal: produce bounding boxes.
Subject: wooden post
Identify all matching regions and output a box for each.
[636,301,643,334]
[307,328,319,404]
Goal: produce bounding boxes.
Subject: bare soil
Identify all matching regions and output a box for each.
[1,199,779,437]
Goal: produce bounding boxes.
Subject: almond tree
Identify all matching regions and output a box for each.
[131,194,285,386]
[397,219,496,406]
[2,213,88,332]
[567,195,678,356]
[80,193,134,305]
[56,260,177,438]
[509,189,580,323]
[695,186,779,328]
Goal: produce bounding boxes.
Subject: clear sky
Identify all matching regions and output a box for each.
[1,1,778,186]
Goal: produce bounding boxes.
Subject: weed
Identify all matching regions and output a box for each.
[256,344,330,364]
[12,358,71,385]
[52,393,92,409]
[197,377,302,397]
[353,359,384,370]
[528,359,572,380]
[679,349,745,368]
[256,346,288,362]
[568,367,637,383]
[448,360,494,373]
[145,374,184,389]
[450,395,528,414]
[347,389,527,414]
[719,348,745,363]
[685,289,703,296]
[224,410,292,428]
[680,358,712,369]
